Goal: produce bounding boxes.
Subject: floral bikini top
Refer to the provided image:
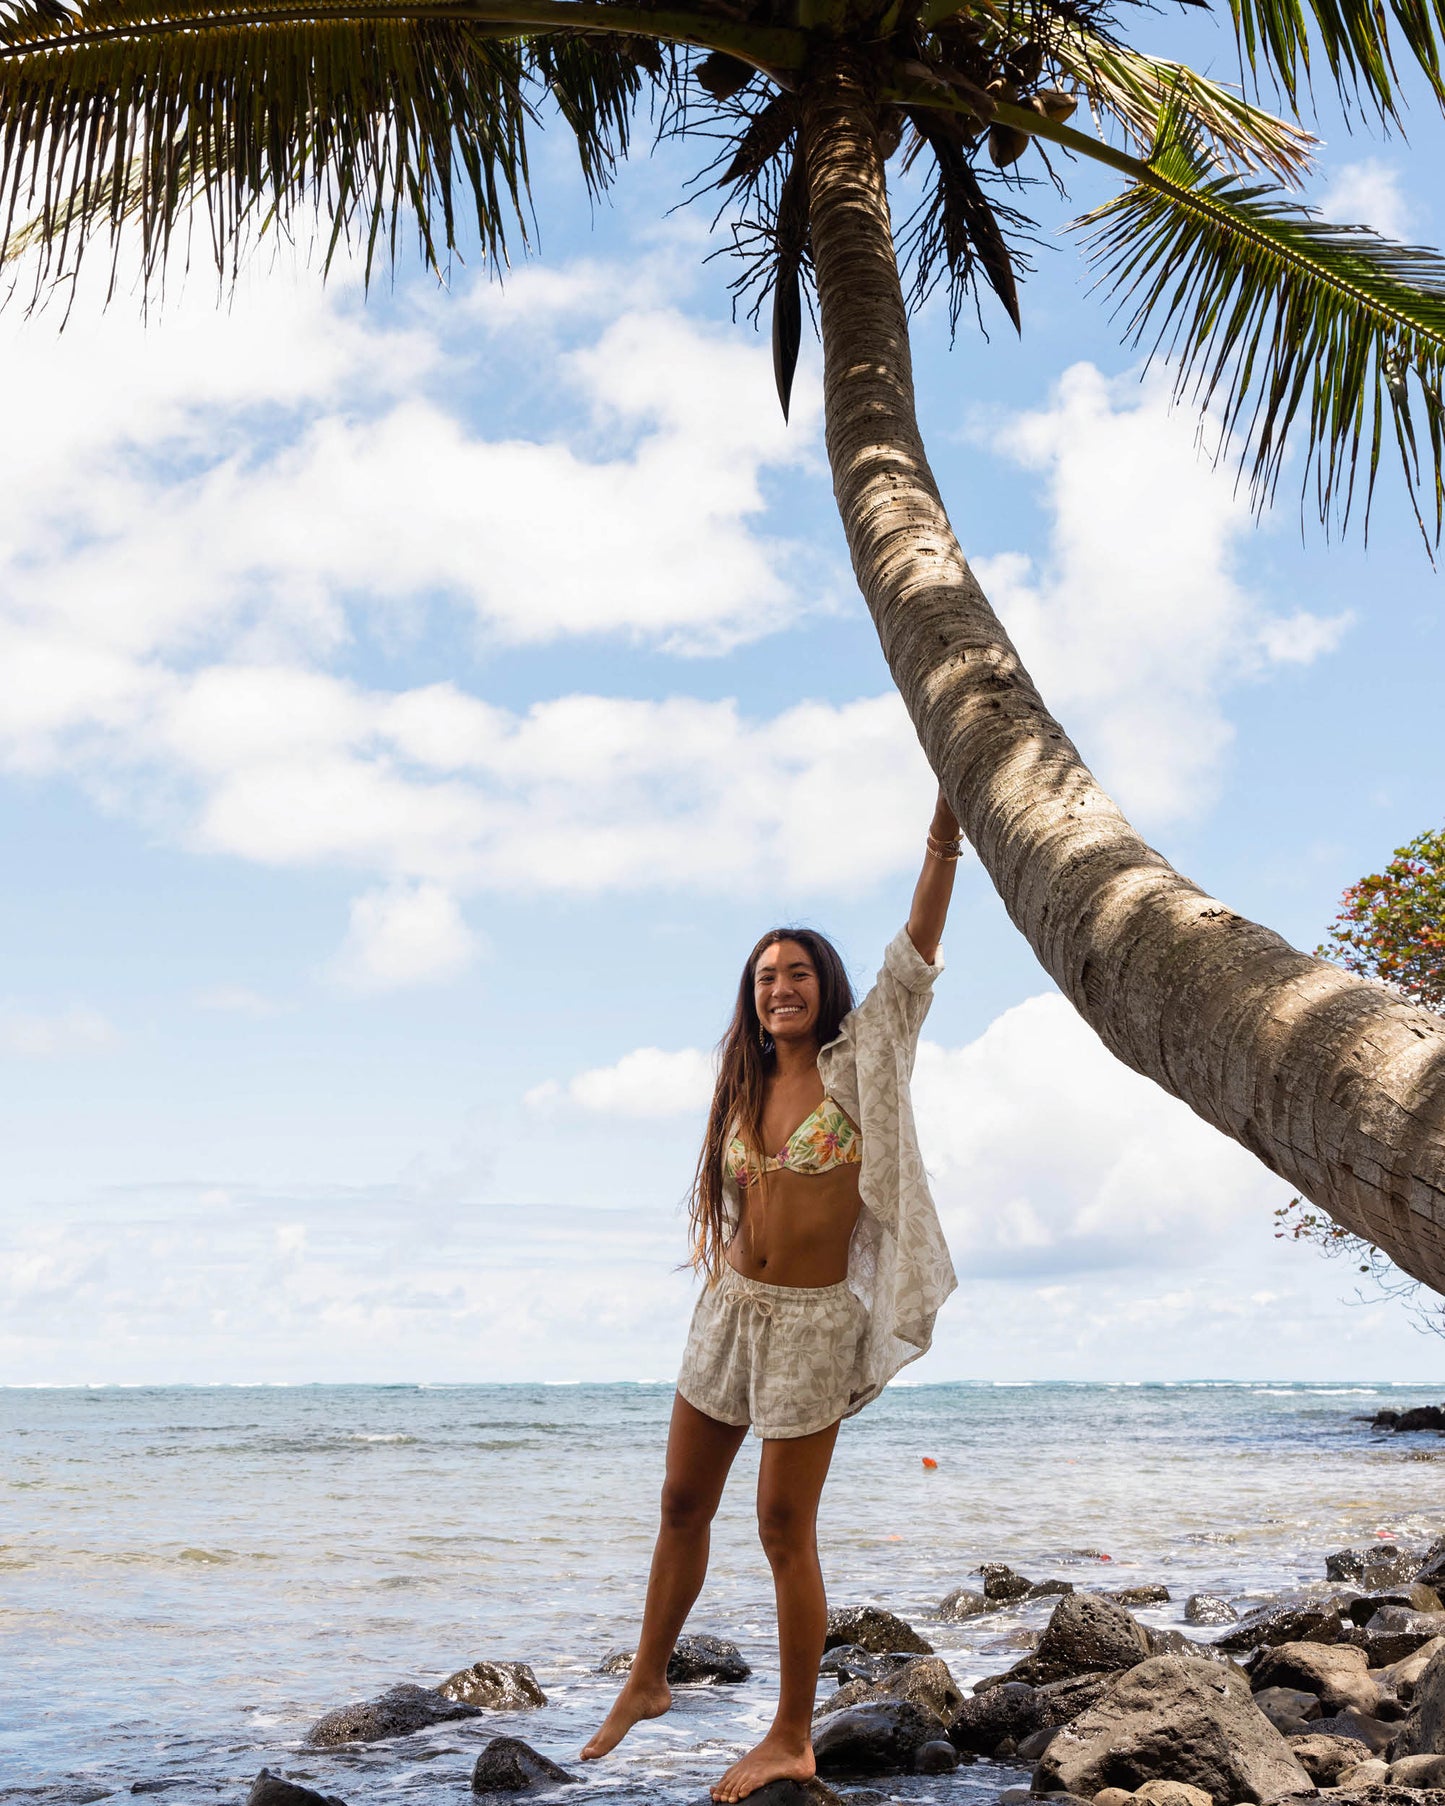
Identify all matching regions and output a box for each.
[725,1096,862,1189]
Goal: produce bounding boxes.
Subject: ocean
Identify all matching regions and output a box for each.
[3,1381,1444,1805]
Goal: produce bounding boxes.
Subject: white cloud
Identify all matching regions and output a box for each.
[194,986,283,1017]
[1320,160,1414,241]
[913,992,1284,1276]
[1256,609,1354,665]
[537,1046,716,1118]
[0,1007,117,1058]
[331,882,480,991]
[0,254,917,983]
[0,269,823,672]
[975,364,1349,823]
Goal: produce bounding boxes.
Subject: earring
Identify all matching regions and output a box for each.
[758,1024,769,1052]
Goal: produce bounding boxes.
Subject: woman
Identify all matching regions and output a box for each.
[581,788,961,1803]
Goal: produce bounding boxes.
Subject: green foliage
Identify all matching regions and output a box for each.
[0,0,665,296]
[1318,828,1445,1011]
[1077,105,1445,546]
[2,0,1445,536]
[1227,0,1445,123]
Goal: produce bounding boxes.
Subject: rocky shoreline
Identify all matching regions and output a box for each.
[248,1535,1445,1806]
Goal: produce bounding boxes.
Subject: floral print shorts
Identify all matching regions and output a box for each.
[676,1267,867,1440]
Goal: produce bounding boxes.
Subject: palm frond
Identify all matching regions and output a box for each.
[1048,27,1315,186]
[1226,0,1445,120]
[1077,104,1445,546]
[899,106,1028,333]
[0,0,661,299]
[770,141,806,418]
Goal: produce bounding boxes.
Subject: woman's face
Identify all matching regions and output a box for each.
[754,939,821,1047]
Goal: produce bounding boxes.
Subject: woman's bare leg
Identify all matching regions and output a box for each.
[581,1394,748,1759]
[711,1418,841,1803]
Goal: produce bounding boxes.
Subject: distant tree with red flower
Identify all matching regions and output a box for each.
[1317,829,1445,1014]
[1275,829,1445,1332]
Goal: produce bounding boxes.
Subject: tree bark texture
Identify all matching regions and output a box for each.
[799,48,1445,1290]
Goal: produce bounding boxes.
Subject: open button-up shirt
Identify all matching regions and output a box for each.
[722,926,958,1414]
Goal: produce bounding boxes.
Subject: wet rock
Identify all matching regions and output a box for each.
[1389,1753,1445,1786]
[1376,1637,1445,1705]
[824,1606,932,1657]
[1388,1406,1445,1432]
[729,1783,845,1806]
[440,1662,547,1710]
[1004,1591,1152,1686]
[246,1774,347,1806]
[1107,1587,1172,1607]
[1032,1653,1314,1804]
[813,1700,944,1776]
[595,1636,750,1683]
[981,1563,1036,1602]
[1391,1640,1445,1757]
[1365,1606,1445,1638]
[1350,1629,1442,1668]
[938,1587,992,1621]
[1351,1609,1445,1668]
[819,1646,910,1685]
[1185,1595,1238,1628]
[815,1657,962,1726]
[1029,1581,1077,1600]
[1252,1686,1323,1735]
[1328,1548,1422,1590]
[1147,1630,1239,1668]
[1418,1537,1445,1590]
[947,1681,1046,1754]
[1344,1594,1416,1627]
[1218,1595,1344,1654]
[1417,1587,1445,1613]
[667,1634,751,1683]
[914,1741,959,1774]
[1288,1731,1371,1783]
[470,1737,578,1796]
[1252,1642,1380,1715]
[1017,1725,1059,1760]
[307,1684,481,1746]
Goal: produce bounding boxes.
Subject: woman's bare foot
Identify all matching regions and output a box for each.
[580,1679,672,1759]
[710,1731,815,1802]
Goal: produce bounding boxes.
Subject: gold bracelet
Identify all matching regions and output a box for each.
[927,833,963,861]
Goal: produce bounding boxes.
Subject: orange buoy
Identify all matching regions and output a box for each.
[921,1456,938,1469]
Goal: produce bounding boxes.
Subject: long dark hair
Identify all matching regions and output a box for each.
[688,927,855,1278]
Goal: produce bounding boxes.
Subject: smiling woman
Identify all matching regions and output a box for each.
[580,784,961,1802]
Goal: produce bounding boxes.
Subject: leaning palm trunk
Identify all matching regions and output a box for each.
[801,50,1445,1289]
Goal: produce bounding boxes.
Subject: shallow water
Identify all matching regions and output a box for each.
[3,1381,1444,1805]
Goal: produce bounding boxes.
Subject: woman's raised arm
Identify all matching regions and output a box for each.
[906,787,961,966]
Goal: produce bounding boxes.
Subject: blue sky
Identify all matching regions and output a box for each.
[2,12,1443,1384]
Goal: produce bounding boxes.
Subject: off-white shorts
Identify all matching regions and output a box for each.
[676,1267,867,1440]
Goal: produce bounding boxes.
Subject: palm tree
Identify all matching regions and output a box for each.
[3,0,1443,1288]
